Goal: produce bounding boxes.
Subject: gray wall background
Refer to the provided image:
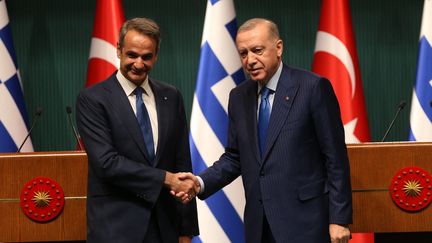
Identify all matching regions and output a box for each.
[6,0,423,151]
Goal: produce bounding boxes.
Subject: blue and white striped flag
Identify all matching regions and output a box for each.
[190,0,246,242]
[0,0,33,152]
[409,0,432,141]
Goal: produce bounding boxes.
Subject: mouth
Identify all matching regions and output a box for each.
[248,68,262,76]
[130,68,146,76]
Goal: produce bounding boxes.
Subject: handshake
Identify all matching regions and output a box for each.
[165,172,200,204]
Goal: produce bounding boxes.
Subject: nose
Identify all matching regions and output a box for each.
[246,53,257,67]
[133,58,145,69]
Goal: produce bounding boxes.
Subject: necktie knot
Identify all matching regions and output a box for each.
[261,87,271,100]
[135,87,144,97]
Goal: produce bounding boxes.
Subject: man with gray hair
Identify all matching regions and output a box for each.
[177,18,352,243]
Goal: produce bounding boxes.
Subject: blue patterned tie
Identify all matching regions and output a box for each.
[135,87,155,161]
[258,87,271,158]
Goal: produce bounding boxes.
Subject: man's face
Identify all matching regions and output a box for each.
[236,24,282,85]
[117,30,158,86]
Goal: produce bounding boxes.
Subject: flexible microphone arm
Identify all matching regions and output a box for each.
[66,106,84,151]
[17,107,43,152]
[381,100,406,142]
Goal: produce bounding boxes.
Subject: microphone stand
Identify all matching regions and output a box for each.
[17,108,43,152]
[381,101,406,142]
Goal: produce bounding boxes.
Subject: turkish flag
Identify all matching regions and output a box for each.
[312,0,370,143]
[85,0,125,87]
[312,0,373,242]
[77,0,125,150]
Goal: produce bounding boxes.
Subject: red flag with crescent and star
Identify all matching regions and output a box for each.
[77,0,125,150]
[312,0,373,242]
[312,0,370,144]
[85,0,125,87]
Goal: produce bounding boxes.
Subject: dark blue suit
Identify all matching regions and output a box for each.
[76,73,199,243]
[198,65,352,242]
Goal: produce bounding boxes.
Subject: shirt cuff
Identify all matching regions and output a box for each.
[196,176,205,194]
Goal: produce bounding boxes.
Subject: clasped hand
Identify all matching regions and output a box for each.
[165,172,200,204]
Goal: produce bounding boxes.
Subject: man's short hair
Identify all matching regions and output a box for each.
[118,17,161,52]
[238,18,280,40]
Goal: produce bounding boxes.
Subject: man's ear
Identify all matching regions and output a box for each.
[116,42,121,58]
[276,39,283,57]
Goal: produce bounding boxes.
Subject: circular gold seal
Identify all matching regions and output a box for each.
[20,177,65,222]
[389,166,432,212]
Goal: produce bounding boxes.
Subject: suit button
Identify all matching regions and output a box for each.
[260,171,264,177]
[258,199,263,204]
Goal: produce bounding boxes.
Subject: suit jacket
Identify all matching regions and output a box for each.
[199,64,352,243]
[76,73,199,243]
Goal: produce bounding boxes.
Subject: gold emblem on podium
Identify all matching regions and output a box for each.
[389,166,432,212]
[20,177,65,222]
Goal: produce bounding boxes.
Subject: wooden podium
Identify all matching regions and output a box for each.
[348,142,432,233]
[0,152,87,242]
[0,142,431,242]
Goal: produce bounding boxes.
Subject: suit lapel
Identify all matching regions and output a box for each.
[262,65,299,162]
[105,75,152,162]
[243,82,261,164]
[149,79,168,167]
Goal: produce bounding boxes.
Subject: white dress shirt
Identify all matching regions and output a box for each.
[257,61,283,118]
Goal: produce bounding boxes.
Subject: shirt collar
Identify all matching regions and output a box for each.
[116,71,151,96]
[258,61,283,94]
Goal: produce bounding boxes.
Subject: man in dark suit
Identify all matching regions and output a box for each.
[177,18,352,243]
[76,18,199,243]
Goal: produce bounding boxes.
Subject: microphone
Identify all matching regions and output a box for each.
[17,107,43,152]
[381,100,406,142]
[66,106,84,151]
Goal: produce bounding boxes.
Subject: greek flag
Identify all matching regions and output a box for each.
[189,0,246,242]
[409,0,432,141]
[0,0,33,152]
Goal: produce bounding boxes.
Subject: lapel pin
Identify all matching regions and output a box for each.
[163,97,168,100]
[285,96,289,101]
